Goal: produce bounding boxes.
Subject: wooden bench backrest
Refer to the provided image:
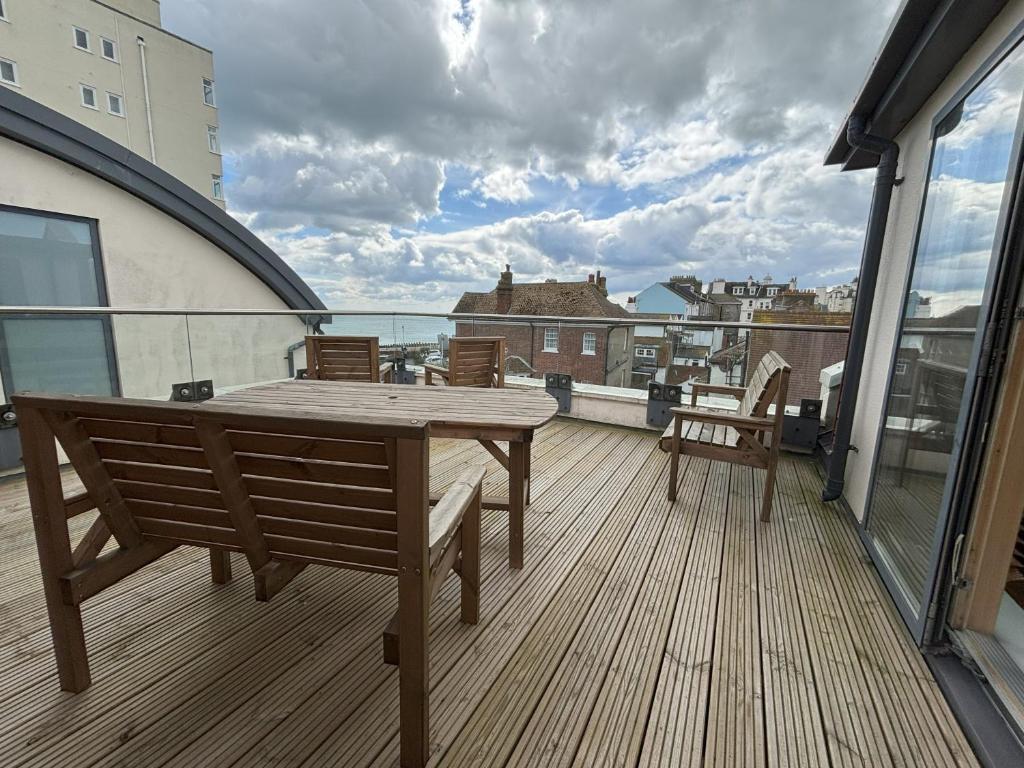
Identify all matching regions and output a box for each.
[739,351,791,418]
[306,336,382,382]
[447,337,505,388]
[13,393,430,576]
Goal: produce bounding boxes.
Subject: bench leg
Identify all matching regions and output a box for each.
[398,592,429,767]
[209,549,232,584]
[761,457,778,522]
[667,415,682,502]
[460,488,481,625]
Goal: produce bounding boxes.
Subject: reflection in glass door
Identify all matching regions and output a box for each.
[865,40,1024,638]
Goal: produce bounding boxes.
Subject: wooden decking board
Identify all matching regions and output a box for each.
[0,420,981,768]
[307,431,656,766]
[706,464,765,767]
[197,429,645,767]
[638,458,731,766]
[755,466,830,768]
[570,456,709,767]
[86,426,617,768]
[788,460,976,767]
[433,439,665,767]
[500,461,676,767]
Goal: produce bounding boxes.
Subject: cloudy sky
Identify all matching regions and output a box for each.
[162,0,898,311]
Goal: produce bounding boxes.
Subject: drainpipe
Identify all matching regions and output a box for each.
[136,36,157,163]
[822,115,900,502]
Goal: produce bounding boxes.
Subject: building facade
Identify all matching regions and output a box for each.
[0,85,323,469]
[826,0,1024,755]
[0,0,224,205]
[451,267,635,387]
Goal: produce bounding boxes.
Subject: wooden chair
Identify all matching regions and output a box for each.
[305,335,392,382]
[424,337,505,388]
[14,392,484,768]
[660,352,791,521]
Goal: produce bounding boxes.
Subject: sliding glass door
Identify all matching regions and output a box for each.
[864,39,1024,640]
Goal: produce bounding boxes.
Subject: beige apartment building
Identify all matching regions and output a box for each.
[0,0,225,206]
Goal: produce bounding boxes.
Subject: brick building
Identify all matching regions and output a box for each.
[746,310,850,406]
[451,266,634,387]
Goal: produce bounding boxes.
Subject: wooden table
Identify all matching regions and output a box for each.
[211,379,559,568]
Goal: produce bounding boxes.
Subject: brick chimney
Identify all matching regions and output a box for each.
[496,264,513,314]
[588,273,595,283]
[595,269,608,296]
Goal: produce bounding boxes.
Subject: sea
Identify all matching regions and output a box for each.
[317,315,455,347]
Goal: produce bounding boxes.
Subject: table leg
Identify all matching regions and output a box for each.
[525,439,532,506]
[509,441,526,569]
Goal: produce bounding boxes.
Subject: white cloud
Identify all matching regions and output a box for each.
[155,0,898,307]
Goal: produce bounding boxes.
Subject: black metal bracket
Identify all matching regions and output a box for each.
[545,373,572,413]
[646,382,682,429]
[170,379,214,402]
[0,404,17,429]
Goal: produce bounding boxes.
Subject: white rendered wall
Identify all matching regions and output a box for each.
[0,135,307,400]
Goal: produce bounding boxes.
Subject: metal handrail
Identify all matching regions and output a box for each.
[0,306,852,333]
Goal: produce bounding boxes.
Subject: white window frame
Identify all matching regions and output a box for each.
[582,331,596,355]
[100,37,118,62]
[106,91,124,117]
[207,124,220,154]
[211,174,224,201]
[73,26,91,52]
[202,77,216,107]
[79,83,98,110]
[543,327,558,352]
[732,286,743,295]
[894,361,908,376]
[767,287,778,296]
[0,57,18,87]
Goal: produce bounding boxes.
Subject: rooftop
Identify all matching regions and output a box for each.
[0,419,975,766]
[452,278,630,318]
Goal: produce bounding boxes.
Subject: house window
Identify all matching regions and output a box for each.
[211,174,224,200]
[732,286,743,295]
[0,206,118,401]
[0,57,17,87]
[80,84,98,109]
[202,77,216,106]
[543,327,558,352]
[73,26,90,52]
[894,361,908,376]
[767,287,778,296]
[106,92,124,116]
[207,125,220,154]
[582,332,596,355]
[100,37,117,62]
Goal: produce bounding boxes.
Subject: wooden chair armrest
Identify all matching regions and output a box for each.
[423,364,449,386]
[429,465,486,562]
[671,406,774,432]
[379,362,393,383]
[691,383,746,400]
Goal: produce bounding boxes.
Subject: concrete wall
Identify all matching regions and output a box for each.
[0,135,304,400]
[843,0,1024,520]
[0,0,222,205]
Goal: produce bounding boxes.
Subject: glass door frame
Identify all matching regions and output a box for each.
[859,25,1024,645]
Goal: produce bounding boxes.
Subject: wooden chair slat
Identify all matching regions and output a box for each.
[425,337,505,389]
[305,336,388,383]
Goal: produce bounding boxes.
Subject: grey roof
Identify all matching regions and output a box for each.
[825,0,1008,170]
[659,282,704,304]
[0,87,325,311]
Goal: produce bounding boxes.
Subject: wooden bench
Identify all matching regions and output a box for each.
[425,337,505,388]
[660,351,791,521]
[305,335,393,382]
[14,392,484,768]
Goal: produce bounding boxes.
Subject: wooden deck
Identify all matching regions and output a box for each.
[0,419,976,767]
